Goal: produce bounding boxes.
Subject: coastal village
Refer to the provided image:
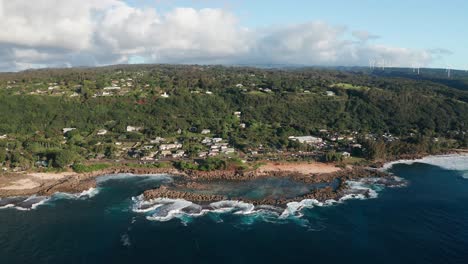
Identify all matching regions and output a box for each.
[0,65,466,173]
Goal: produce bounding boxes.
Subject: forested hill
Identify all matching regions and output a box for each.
[0,65,467,170]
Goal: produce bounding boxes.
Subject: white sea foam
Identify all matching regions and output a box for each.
[51,187,100,201]
[125,174,407,225]
[382,154,468,172]
[96,173,172,184]
[0,195,50,211]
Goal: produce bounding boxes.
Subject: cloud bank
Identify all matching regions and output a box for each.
[0,0,439,71]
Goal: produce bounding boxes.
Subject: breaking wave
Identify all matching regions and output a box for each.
[382,154,468,179]
[0,187,100,211]
[132,176,408,225]
[96,173,173,184]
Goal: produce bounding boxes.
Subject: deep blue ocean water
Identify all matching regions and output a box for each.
[1,161,468,264]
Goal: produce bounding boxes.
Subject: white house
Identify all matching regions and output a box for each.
[0,134,7,139]
[97,129,108,135]
[126,126,142,132]
[150,137,165,144]
[161,92,170,98]
[212,138,223,143]
[201,129,211,135]
[103,86,121,90]
[62,128,76,134]
[289,136,323,145]
[173,150,185,158]
[326,91,336,96]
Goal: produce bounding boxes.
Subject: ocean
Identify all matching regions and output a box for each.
[1,155,467,264]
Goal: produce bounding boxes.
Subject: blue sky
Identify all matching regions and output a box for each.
[126,0,467,69]
[0,0,466,71]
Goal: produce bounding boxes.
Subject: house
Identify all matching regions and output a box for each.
[222,148,235,154]
[234,111,242,118]
[202,138,212,144]
[97,129,108,135]
[201,129,211,135]
[62,128,76,134]
[126,126,142,132]
[150,137,165,144]
[212,138,223,143]
[326,91,336,96]
[342,152,351,158]
[239,123,246,129]
[206,91,213,95]
[235,84,244,88]
[103,86,121,90]
[173,150,185,158]
[0,134,7,139]
[35,161,48,167]
[159,143,182,151]
[198,152,208,158]
[159,150,172,157]
[161,92,170,98]
[288,136,323,145]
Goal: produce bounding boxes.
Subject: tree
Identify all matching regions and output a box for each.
[54,150,78,168]
[0,148,6,164]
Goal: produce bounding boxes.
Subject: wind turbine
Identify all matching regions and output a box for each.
[446,65,452,78]
[368,58,376,70]
[380,59,386,70]
[413,63,420,75]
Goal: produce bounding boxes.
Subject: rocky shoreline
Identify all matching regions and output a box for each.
[1,150,466,204]
[141,167,389,206]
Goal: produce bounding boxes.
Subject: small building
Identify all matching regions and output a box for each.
[212,138,223,143]
[289,136,323,145]
[342,152,351,158]
[222,148,235,154]
[201,129,211,135]
[239,123,246,129]
[103,86,121,90]
[173,150,185,158]
[201,138,212,144]
[62,128,76,134]
[161,92,170,98]
[159,150,172,157]
[326,91,336,97]
[126,126,142,132]
[150,137,165,144]
[97,129,108,135]
[0,134,7,139]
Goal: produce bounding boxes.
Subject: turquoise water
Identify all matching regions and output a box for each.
[181,177,339,200]
[0,162,468,264]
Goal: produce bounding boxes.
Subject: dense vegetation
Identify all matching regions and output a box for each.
[0,65,467,170]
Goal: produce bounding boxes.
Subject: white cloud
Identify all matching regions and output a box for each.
[0,0,448,71]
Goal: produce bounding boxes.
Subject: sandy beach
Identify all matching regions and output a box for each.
[257,162,342,175]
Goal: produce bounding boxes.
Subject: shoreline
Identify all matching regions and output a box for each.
[1,151,467,206]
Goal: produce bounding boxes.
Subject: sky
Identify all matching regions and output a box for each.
[0,0,466,71]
